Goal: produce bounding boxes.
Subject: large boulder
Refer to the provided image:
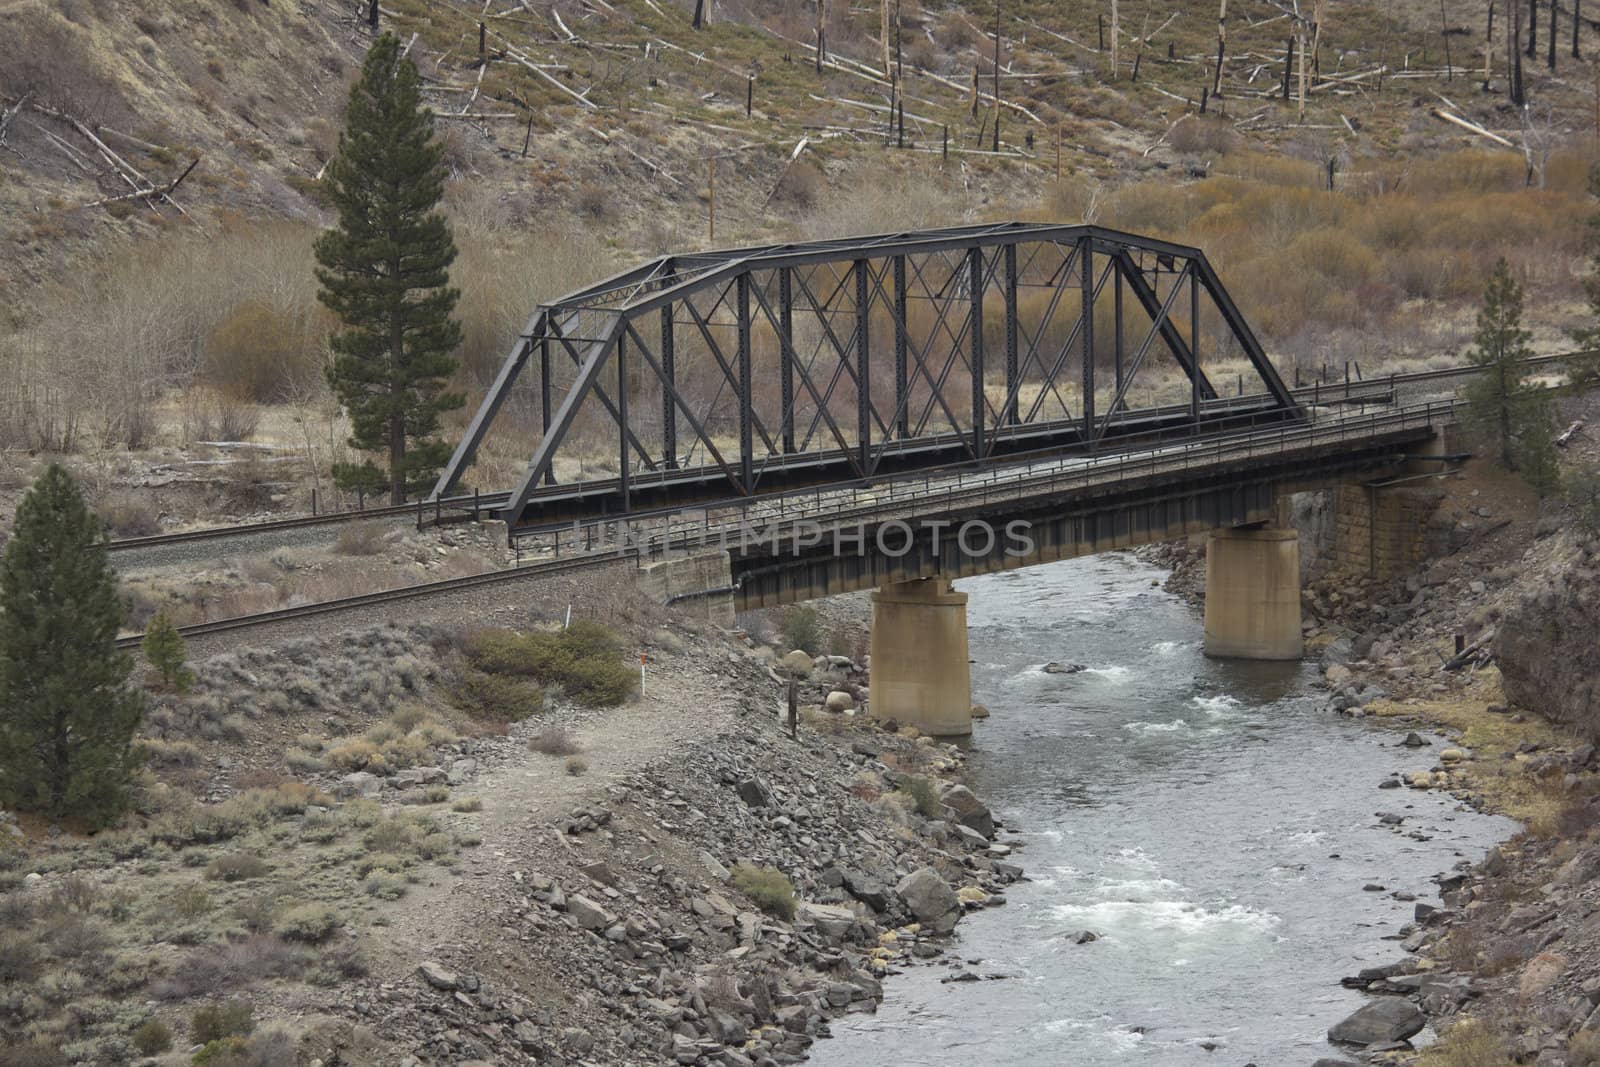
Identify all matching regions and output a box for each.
[895,867,961,934]
[781,649,813,676]
[1326,998,1426,1045]
[825,690,855,712]
[939,784,994,838]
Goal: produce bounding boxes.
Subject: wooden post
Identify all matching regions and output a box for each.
[693,0,705,29]
[478,21,486,61]
[942,123,949,159]
[1200,85,1209,113]
[787,677,798,739]
[1528,0,1538,57]
[897,96,905,147]
[1098,13,1105,51]
[522,115,533,157]
[746,76,753,117]
[1282,35,1295,99]
[1055,118,1061,183]
[707,157,715,243]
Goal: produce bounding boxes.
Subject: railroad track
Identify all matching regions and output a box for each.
[115,549,631,650]
[105,490,510,555]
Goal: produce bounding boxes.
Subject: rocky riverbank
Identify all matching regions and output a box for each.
[1140,466,1600,1064]
[362,652,1024,1067]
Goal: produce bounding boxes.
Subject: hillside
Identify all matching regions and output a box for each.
[1,0,1599,509]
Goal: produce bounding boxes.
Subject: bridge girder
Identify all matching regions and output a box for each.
[432,222,1303,527]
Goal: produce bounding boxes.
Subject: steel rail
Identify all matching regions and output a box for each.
[114,550,633,650]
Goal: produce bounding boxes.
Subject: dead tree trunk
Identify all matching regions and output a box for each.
[1511,0,1526,104]
[1486,2,1496,89]
[1528,0,1538,56]
[692,0,705,29]
[992,0,1002,150]
[1441,0,1454,77]
[1282,34,1295,99]
[880,0,892,79]
[816,0,828,72]
[1214,0,1228,95]
[1550,0,1558,67]
[1110,0,1120,78]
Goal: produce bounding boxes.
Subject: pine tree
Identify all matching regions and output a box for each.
[1567,164,1600,387]
[143,610,194,692]
[0,466,144,827]
[1464,258,1557,490]
[315,33,464,505]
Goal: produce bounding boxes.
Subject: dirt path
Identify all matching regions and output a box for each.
[372,643,763,977]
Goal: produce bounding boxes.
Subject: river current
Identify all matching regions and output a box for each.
[811,553,1514,1067]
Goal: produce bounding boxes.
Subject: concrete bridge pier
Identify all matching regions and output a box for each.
[1202,527,1303,660]
[869,577,972,737]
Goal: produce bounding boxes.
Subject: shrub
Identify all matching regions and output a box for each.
[98,492,160,537]
[131,1018,172,1055]
[729,864,796,921]
[459,623,634,707]
[173,884,214,919]
[898,775,942,819]
[450,796,482,812]
[448,669,544,722]
[273,903,340,944]
[205,853,271,882]
[778,607,821,655]
[565,756,587,776]
[203,301,320,403]
[190,1000,254,1044]
[362,871,407,900]
[528,726,581,756]
[333,523,385,556]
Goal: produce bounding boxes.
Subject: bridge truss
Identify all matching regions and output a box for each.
[433,222,1303,527]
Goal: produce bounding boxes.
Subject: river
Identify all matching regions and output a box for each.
[811,552,1514,1066]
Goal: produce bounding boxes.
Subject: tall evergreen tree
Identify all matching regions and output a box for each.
[316,32,464,504]
[1464,258,1557,491]
[0,466,143,827]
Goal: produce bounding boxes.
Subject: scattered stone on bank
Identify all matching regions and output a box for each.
[1326,997,1427,1046]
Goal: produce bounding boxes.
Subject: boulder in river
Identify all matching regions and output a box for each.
[1326,998,1426,1045]
[1041,662,1086,674]
[896,867,961,934]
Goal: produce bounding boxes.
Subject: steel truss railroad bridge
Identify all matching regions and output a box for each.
[433,222,1306,527]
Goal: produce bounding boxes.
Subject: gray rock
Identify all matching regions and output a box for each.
[334,772,383,798]
[416,961,459,991]
[737,778,774,808]
[1401,732,1428,748]
[939,784,994,838]
[1072,930,1100,944]
[1327,998,1426,1045]
[824,690,855,712]
[895,867,961,934]
[567,894,616,930]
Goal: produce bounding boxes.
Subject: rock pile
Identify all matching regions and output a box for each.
[372,716,1019,1065]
